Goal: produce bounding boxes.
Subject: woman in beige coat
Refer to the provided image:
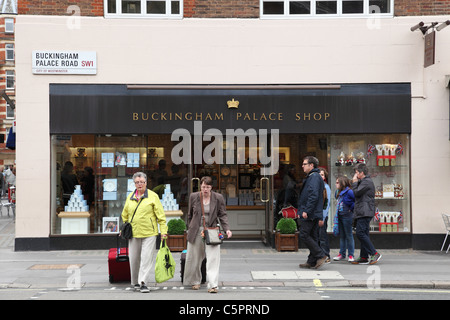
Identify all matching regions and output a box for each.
[183,176,232,293]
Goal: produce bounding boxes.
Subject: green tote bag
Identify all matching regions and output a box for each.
[155,239,176,283]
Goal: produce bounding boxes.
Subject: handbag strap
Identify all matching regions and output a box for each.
[130,197,143,223]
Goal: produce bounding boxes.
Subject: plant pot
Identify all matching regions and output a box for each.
[275,231,299,252]
[167,232,187,252]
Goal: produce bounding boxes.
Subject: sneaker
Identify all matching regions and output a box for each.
[133,284,140,291]
[140,283,150,293]
[314,256,328,269]
[333,254,344,261]
[325,257,331,264]
[369,252,382,265]
[351,257,369,265]
[348,255,355,262]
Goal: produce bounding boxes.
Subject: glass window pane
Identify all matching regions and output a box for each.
[369,0,390,13]
[107,0,116,13]
[147,1,166,13]
[342,0,363,13]
[6,103,14,118]
[316,1,337,14]
[122,0,141,13]
[263,2,284,14]
[289,1,310,14]
[5,44,14,60]
[171,1,180,14]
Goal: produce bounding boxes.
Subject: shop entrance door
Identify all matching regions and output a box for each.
[189,135,273,243]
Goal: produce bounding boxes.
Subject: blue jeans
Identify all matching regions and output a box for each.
[355,217,377,258]
[338,216,355,257]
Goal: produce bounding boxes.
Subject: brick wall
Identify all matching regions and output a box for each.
[395,0,450,16]
[16,1,450,18]
[18,0,103,16]
[0,16,14,160]
[185,0,259,18]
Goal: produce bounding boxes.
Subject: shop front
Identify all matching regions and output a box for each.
[39,82,411,250]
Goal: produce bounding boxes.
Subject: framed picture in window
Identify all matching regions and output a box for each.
[103,217,119,233]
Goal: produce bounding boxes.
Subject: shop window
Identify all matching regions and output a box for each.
[105,0,182,18]
[51,134,188,235]
[328,134,411,233]
[261,0,392,18]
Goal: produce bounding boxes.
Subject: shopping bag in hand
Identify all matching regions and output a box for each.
[155,239,175,283]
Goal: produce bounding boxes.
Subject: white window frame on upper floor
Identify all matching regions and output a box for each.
[260,0,394,19]
[5,43,14,61]
[104,0,183,19]
[4,17,14,33]
[5,70,14,90]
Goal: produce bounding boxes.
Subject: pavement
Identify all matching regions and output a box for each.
[1,212,450,292]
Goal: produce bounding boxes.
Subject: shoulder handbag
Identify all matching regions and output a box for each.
[120,198,142,240]
[201,194,224,245]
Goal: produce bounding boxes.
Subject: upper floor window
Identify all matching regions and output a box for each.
[5,43,14,61]
[4,18,14,33]
[105,0,182,18]
[6,70,14,90]
[261,0,393,18]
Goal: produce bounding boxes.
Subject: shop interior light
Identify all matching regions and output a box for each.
[437,20,450,31]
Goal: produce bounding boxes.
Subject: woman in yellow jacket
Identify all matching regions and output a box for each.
[121,172,168,293]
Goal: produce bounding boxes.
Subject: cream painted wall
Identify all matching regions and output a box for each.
[15,15,450,238]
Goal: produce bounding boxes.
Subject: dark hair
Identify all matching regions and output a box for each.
[200,176,213,186]
[319,168,328,182]
[336,176,351,192]
[355,163,369,175]
[303,156,319,168]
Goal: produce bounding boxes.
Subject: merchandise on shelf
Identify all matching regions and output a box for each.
[161,184,179,211]
[375,144,399,167]
[65,185,89,212]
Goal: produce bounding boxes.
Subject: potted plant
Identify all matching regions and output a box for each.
[275,218,299,252]
[167,218,187,252]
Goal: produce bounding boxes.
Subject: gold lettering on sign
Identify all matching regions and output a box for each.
[132,111,330,121]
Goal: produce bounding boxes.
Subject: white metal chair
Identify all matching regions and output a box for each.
[441,214,450,253]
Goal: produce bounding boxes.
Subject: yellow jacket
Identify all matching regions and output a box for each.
[121,189,168,238]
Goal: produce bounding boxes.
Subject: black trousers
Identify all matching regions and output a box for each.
[299,218,324,265]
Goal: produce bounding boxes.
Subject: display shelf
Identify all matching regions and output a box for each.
[329,134,410,233]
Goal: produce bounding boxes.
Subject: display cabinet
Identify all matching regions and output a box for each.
[329,134,410,233]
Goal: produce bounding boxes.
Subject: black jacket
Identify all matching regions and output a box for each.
[297,168,324,221]
[351,176,376,219]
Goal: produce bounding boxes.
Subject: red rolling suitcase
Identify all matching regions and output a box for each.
[108,236,131,283]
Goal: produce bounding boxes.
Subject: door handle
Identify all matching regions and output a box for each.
[260,177,269,203]
[191,177,200,194]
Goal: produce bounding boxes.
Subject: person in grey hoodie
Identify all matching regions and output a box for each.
[351,163,382,265]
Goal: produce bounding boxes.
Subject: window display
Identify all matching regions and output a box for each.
[329,134,410,233]
[51,134,187,235]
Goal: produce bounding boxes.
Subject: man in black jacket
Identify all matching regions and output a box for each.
[297,156,328,269]
[351,163,382,265]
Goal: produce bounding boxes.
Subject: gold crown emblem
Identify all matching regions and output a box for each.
[227,98,239,109]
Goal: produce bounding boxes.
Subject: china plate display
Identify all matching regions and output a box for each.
[103,179,117,192]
